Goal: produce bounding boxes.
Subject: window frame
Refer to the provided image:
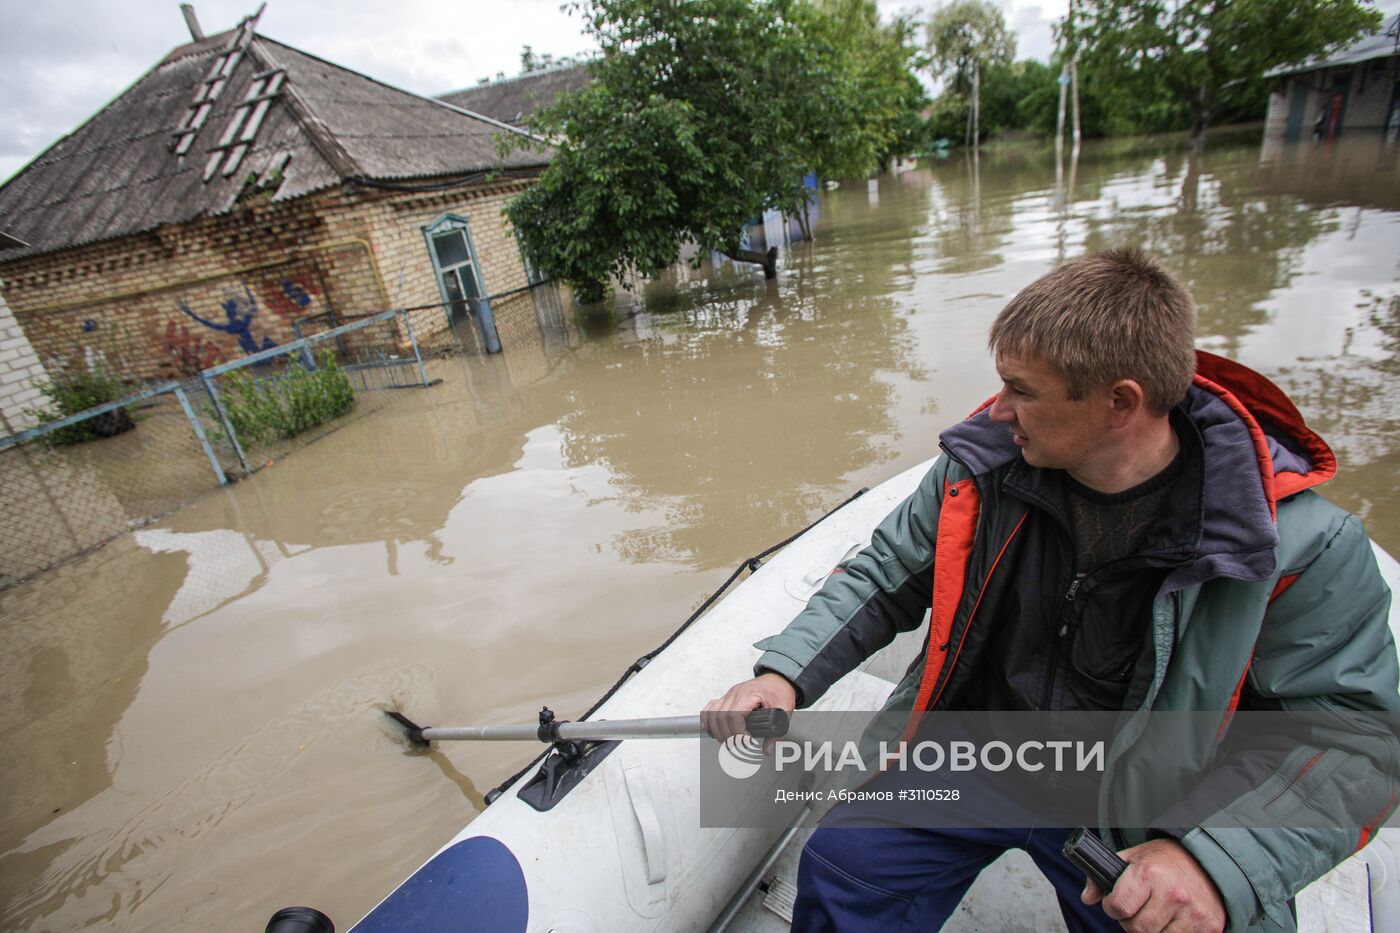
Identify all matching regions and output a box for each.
[424,214,489,315]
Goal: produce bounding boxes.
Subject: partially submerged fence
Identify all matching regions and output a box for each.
[1,310,431,588]
[0,380,228,587]
[188,309,432,476]
[1,284,577,589]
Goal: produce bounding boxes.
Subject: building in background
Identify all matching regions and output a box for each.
[0,8,551,384]
[1263,13,1400,144]
[439,64,593,130]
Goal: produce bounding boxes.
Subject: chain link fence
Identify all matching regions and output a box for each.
[0,381,226,587]
[189,309,433,475]
[1,284,575,589]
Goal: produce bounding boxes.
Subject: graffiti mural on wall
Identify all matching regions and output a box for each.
[164,321,229,374]
[258,276,321,323]
[178,283,278,356]
[163,271,324,374]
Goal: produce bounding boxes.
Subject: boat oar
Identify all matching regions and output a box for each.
[385,706,788,747]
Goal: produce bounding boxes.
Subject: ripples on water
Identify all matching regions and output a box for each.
[1,132,1397,929]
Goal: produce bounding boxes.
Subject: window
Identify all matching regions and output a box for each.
[425,215,487,320]
[518,231,547,286]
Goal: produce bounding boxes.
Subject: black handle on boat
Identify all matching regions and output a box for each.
[265,906,334,932]
[387,707,789,746]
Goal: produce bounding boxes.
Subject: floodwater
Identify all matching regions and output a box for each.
[2,131,1398,930]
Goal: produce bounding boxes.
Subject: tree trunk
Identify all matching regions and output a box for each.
[722,245,779,279]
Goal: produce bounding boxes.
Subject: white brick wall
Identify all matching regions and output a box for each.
[1345,57,1399,129]
[0,287,48,433]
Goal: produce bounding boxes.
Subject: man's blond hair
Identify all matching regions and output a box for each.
[988,250,1197,414]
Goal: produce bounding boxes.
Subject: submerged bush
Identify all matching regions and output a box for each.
[221,350,355,445]
[27,365,135,445]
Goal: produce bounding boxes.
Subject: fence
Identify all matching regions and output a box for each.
[0,284,577,590]
[187,309,434,476]
[1,310,432,588]
[0,381,227,587]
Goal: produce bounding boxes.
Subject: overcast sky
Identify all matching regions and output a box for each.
[0,0,1068,184]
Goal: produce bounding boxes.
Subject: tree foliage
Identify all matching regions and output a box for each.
[519,46,585,74]
[503,0,922,302]
[1074,0,1383,144]
[814,0,930,170]
[926,0,1015,94]
[925,0,1015,144]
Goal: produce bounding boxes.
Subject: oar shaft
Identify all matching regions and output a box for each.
[398,708,789,745]
[420,715,708,743]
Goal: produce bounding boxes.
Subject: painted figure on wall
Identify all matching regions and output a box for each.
[178,283,277,356]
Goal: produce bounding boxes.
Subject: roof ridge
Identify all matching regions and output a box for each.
[253,33,540,144]
[248,37,361,178]
[158,29,241,67]
[438,61,591,99]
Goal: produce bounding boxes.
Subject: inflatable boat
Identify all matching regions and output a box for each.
[339,458,1400,933]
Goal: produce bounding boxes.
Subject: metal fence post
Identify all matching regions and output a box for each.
[200,372,252,475]
[400,310,431,388]
[475,296,503,354]
[173,385,229,486]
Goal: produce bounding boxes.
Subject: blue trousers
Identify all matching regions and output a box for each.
[792,825,1122,932]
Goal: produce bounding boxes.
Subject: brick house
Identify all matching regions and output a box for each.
[0,10,552,384]
[1263,14,1400,142]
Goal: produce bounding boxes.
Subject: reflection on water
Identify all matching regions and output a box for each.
[1,132,1397,929]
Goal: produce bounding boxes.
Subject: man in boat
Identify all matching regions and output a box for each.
[704,249,1400,932]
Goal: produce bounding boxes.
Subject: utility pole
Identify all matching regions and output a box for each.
[1069,0,1081,149]
[972,60,981,149]
[1057,63,1069,152]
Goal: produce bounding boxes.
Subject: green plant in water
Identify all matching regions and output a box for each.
[26,364,135,445]
[220,349,355,445]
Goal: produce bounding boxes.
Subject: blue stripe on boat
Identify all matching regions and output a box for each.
[353,836,527,932]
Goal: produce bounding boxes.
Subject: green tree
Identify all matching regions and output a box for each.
[814,0,929,169]
[1075,0,1383,147]
[926,0,1015,146]
[504,0,921,302]
[975,59,1058,136]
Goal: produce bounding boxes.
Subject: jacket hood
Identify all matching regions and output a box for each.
[940,350,1337,587]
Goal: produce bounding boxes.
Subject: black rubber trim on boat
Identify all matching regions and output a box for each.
[484,486,870,806]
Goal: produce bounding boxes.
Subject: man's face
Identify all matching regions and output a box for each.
[987,352,1113,471]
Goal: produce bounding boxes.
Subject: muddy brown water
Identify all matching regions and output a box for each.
[2,132,1398,930]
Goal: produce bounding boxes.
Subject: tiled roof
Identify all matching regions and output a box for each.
[439,64,593,127]
[0,20,550,261]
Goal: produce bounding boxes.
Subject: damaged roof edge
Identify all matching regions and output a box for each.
[0,33,233,193]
